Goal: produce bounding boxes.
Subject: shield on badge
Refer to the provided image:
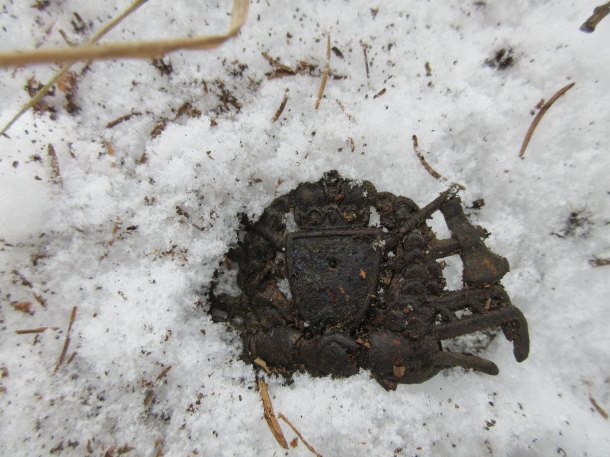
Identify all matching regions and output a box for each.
[285,228,382,330]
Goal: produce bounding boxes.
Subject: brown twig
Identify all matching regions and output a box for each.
[54,306,77,373]
[272,90,289,123]
[1,0,149,136]
[590,396,609,419]
[278,413,323,457]
[314,33,331,110]
[518,82,575,159]
[580,1,610,32]
[47,144,63,187]
[411,135,443,180]
[258,380,288,449]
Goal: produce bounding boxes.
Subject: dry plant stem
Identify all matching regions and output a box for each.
[272,91,289,122]
[258,380,288,449]
[1,0,149,136]
[54,306,77,373]
[314,33,331,110]
[278,413,323,457]
[580,1,610,32]
[0,0,248,67]
[518,82,575,159]
[412,134,443,180]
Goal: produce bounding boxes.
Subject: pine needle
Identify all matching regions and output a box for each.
[518,82,575,159]
[314,33,331,110]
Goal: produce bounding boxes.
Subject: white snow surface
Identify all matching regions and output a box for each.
[1,1,609,456]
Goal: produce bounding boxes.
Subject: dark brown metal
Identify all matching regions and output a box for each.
[208,171,529,390]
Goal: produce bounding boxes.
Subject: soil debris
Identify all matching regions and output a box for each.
[484,48,514,70]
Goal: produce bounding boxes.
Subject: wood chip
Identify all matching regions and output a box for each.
[258,380,288,449]
[393,365,406,378]
[518,82,575,159]
[11,301,34,315]
[411,134,443,180]
[278,413,323,457]
[54,306,77,373]
[254,357,271,374]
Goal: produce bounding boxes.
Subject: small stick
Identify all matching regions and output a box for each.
[272,90,289,123]
[580,1,610,32]
[1,0,150,136]
[590,396,609,419]
[314,33,331,110]
[278,413,323,457]
[47,144,63,187]
[16,327,49,334]
[54,306,77,373]
[412,135,443,180]
[258,380,288,449]
[518,82,575,159]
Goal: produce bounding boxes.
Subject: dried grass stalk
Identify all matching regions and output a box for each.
[1,0,149,136]
[0,0,248,67]
[1,0,248,136]
[518,82,575,159]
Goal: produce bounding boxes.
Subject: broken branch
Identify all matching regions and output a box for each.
[258,380,288,449]
[518,82,575,159]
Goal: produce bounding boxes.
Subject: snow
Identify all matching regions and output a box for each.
[1,1,609,456]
